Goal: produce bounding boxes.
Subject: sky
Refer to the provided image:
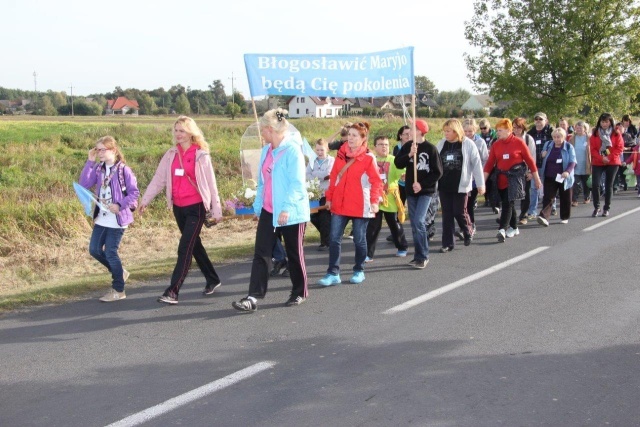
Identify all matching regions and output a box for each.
[3,0,479,98]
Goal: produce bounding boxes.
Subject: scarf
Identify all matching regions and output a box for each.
[599,127,612,153]
[346,143,368,159]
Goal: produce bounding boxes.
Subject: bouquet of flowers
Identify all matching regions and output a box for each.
[306,177,323,202]
[224,179,257,216]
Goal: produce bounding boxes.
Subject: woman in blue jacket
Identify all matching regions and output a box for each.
[232,108,311,312]
[537,128,577,226]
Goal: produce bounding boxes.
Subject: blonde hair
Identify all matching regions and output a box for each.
[260,108,290,135]
[442,119,465,142]
[96,135,125,163]
[315,138,328,148]
[462,118,478,132]
[173,115,209,152]
[552,127,567,140]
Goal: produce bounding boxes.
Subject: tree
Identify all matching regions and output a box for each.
[174,93,191,114]
[136,93,157,115]
[225,102,241,119]
[208,80,227,105]
[414,76,438,97]
[465,0,640,119]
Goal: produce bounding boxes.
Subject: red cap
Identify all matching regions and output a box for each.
[414,119,429,135]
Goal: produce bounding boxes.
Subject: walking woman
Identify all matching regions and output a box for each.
[536,127,577,226]
[140,116,223,305]
[512,117,537,224]
[318,121,383,285]
[232,108,310,312]
[590,113,624,217]
[79,136,139,302]
[462,118,488,233]
[436,119,485,252]
[484,119,542,242]
[569,121,591,205]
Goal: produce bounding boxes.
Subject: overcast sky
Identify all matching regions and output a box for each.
[3,0,479,97]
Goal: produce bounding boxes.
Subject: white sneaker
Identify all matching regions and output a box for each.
[560,219,569,224]
[505,227,520,238]
[496,229,506,242]
[99,289,126,302]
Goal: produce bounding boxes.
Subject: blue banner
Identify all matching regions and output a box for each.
[244,47,414,98]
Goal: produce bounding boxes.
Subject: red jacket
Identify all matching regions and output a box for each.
[589,131,624,167]
[484,134,537,190]
[326,143,383,218]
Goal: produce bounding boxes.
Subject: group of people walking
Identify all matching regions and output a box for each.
[79,110,638,311]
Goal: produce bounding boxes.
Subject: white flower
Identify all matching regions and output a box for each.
[244,187,257,199]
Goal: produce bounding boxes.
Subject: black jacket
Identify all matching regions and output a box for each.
[527,124,554,167]
[394,140,443,196]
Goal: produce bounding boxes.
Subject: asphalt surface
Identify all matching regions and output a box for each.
[1,191,639,427]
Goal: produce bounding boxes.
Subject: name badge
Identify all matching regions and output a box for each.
[584,141,588,147]
[536,140,542,145]
[556,158,562,163]
[503,154,510,160]
[446,154,454,161]
[175,168,184,176]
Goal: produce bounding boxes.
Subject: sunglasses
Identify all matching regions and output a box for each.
[480,127,487,131]
[534,117,544,121]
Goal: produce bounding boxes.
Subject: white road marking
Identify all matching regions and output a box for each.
[582,206,640,232]
[384,247,549,314]
[105,361,277,427]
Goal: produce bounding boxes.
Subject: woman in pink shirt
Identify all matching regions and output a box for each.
[140,116,223,305]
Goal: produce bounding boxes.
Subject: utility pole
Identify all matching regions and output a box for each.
[33,71,37,113]
[69,84,74,116]
[228,72,236,104]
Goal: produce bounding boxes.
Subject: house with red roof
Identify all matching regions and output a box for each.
[106,96,139,115]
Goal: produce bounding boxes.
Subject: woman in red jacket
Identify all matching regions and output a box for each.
[589,112,624,217]
[318,122,383,286]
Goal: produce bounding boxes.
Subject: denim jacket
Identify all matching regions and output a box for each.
[540,141,576,190]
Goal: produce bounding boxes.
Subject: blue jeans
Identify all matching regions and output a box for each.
[527,181,539,215]
[89,224,125,292]
[407,195,432,261]
[328,214,369,275]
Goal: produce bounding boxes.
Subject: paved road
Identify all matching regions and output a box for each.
[1,192,639,427]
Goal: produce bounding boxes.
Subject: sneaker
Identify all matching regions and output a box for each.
[364,256,373,263]
[285,295,306,306]
[560,219,569,224]
[537,216,549,227]
[602,210,610,217]
[412,259,429,269]
[454,230,464,241]
[440,246,453,253]
[157,295,178,305]
[123,269,130,283]
[318,273,341,286]
[584,198,591,203]
[464,233,472,246]
[492,207,500,214]
[349,271,365,284]
[395,250,408,257]
[551,208,557,216]
[496,229,506,242]
[270,260,287,276]
[407,259,418,266]
[99,289,126,302]
[518,217,528,225]
[317,244,329,251]
[281,268,290,277]
[592,208,601,217]
[571,201,579,207]
[526,214,537,220]
[506,227,520,238]
[203,282,221,295]
[232,297,257,312]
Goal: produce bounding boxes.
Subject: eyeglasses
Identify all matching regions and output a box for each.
[96,148,111,153]
[480,127,487,131]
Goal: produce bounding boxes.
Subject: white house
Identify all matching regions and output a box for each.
[461,94,493,113]
[287,96,343,118]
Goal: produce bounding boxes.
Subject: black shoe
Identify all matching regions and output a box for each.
[386,235,393,242]
[270,260,286,276]
[551,208,557,216]
[317,244,329,251]
[440,246,454,253]
[464,233,472,246]
[602,209,610,217]
[232,297,257,312]
[454,230,464,241]
[285,295,306,306]
[203,282,221,295]
[592,208,601,217]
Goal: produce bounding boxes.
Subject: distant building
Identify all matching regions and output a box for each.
[287,96,343,118]
[462,94,494,114]
[0,99,30,114]
[106,96,139,115]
